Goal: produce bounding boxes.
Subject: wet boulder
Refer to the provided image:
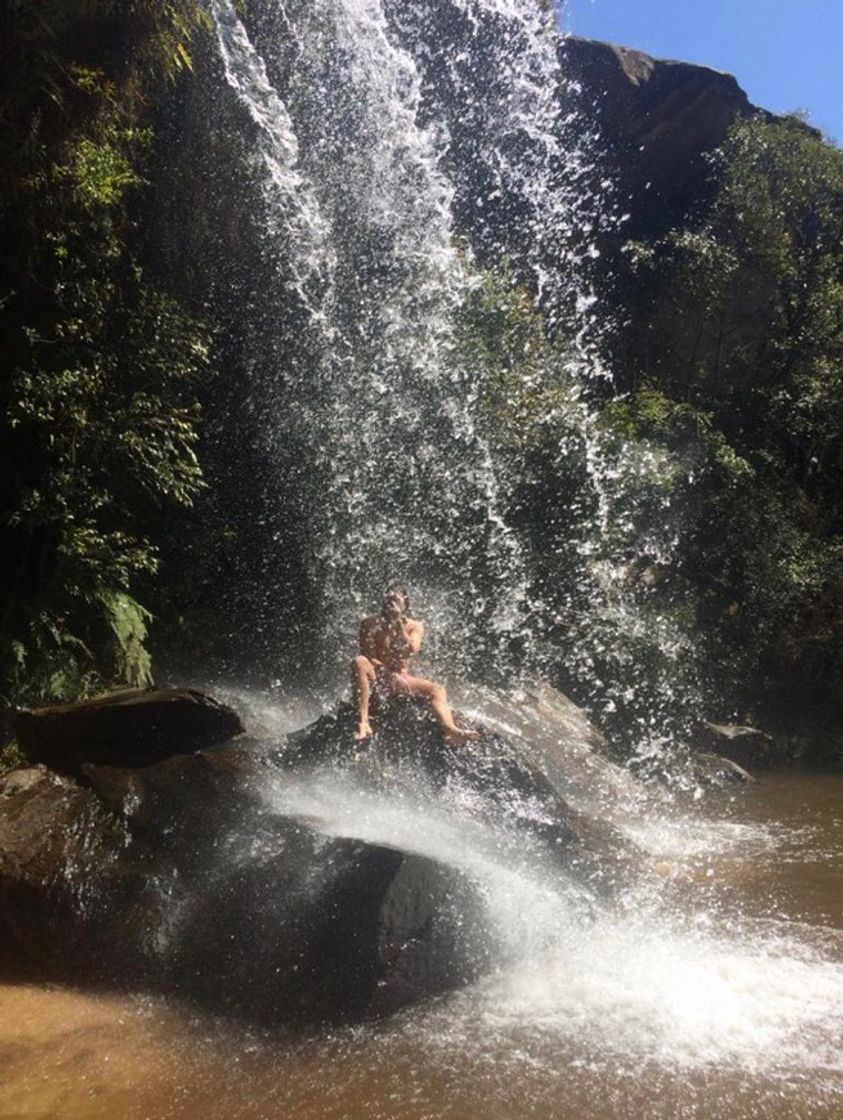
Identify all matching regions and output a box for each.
[0,766,149,978]
[12,687,245,779]
[282,690,640,893]
[455,681,640,805]
[167,819,490,1024]
[629,748,754,791]
[0,745,491,1024]
[84,744,492,1022]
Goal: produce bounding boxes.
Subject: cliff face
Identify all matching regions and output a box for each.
[559,36,761,235]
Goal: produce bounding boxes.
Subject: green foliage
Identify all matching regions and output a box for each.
[99,589,154,687]
[0,2,210,132]
[608,115,843,713]
[63,133,143,209]
[600,385,710,443]
[0,740,25,776]
[0,0,212,705]
[458,264,578,452]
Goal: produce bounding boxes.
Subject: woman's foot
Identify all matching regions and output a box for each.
[354,719,373,742]
[443,726,481,746]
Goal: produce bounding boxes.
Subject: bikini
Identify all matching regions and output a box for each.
[373,657,411,698]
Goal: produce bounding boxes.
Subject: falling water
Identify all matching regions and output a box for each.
[205,0,712,755]
[207,0,629,688]
[2,7,841,1119]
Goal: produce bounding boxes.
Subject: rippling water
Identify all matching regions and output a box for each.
[3,769,842,1120]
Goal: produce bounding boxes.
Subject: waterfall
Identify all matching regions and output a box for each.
[4,10,843,1114]
[206,0,706,745]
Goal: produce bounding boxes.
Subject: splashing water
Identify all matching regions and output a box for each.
[156,678,824,1110]
[256,750,843,1085]
[0,11,839,1118]
[205,0,713,750]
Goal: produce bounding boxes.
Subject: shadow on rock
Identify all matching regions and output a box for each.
[0,683,641,1028]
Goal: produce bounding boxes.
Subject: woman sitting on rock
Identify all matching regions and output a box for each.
[351,585,481,746]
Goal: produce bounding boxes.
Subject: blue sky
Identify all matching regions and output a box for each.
[558,0,842,143]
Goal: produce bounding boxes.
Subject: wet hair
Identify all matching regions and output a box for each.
[384,583,410,613]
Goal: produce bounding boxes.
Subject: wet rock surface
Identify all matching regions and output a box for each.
[461,681,639,805]
[13,687,245,779]
[693,722,775,769]
[168,821,490,1024]
[559,36,756,236]
[0,685,640,1025]
[629,748,754,792]
[0,766,143,978]
[283,689,640,892]
[0,744,490,1024]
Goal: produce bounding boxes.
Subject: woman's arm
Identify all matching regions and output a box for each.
[404,619,424,654]
[359,618,381,664]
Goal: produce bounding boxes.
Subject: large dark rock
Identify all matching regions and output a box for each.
[0,685,641,1026]
[0,742,491,1024]
[12,687,245,779]
[282,689,640,893]
[0,766,147,978]
[557,36,815,238]
[165,820,490,1024]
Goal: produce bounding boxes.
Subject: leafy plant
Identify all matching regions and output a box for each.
[0,0,212,705]
[604,115,843,718]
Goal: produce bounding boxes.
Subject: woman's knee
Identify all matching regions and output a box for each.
[430,683,447,703]
[352,654,372,676]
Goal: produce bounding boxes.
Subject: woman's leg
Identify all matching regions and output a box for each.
[351,655,376,740]
[401,675,480,744]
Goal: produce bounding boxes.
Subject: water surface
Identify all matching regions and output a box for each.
[3,771,842,1120]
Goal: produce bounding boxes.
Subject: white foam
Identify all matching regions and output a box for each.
[261,764,843,1078]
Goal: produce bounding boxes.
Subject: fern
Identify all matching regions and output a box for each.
[97,589,153,688]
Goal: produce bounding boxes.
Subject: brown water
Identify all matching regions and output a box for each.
[2,772,842,1120]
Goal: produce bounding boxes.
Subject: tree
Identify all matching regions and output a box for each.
[0,1,212,704]
[604,115,843,719]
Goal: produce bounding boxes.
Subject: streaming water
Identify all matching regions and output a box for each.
[210,0,533,676]
[4,4,839,1119]
[203,0,710,748]
[3,756,843,1119]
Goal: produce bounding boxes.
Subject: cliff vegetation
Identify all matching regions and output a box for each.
[0,0,212,705]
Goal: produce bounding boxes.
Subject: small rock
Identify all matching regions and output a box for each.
[693,722,774,768]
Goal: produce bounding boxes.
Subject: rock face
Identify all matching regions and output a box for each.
[283,689,640,893]
[1,683,641,1026]
[165,817,490,1024]
[628,747,754,791]
[559,36,759,236]
[12,687,245,778]
[0,766,141,978]
[459,681,637,804]
[0,745,490,1024]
